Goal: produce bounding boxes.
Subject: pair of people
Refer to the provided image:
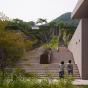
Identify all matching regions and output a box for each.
[59,60,73,78]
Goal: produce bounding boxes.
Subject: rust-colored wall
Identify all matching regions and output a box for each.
[68,20,82,77]
[82,19,88,79]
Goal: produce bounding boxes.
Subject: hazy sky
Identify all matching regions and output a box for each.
[0,0,78,22]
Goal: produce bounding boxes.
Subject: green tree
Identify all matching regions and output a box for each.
[49,21,57,36]
[7,19,36,35]
[36,18,47,25]
[36,18,51,42]
[0,20,9,30]
[58,22,75,46]
[0,30,25,80]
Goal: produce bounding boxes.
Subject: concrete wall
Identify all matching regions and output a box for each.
[68,20,82,77]
[82,19,88,79]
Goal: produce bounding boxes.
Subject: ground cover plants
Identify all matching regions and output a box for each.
[0,69,75,88]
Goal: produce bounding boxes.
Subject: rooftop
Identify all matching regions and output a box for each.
[72,0,88,19]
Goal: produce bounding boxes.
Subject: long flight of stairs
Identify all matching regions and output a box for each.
[17,47,80,79]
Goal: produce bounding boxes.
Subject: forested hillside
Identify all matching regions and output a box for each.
[51,12,79,27]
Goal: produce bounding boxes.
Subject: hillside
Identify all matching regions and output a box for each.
[51,12,79,27]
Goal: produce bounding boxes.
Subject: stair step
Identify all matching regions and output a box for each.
[17,47,80,79]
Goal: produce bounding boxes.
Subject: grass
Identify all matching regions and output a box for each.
[0,69,75,88]
[0,71,88,88]
[76,85,88,88]
[0,69,87,88]
[0,77,75,88]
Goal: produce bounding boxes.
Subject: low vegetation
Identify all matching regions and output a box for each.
[0,68,87,88]
[0,71,75,88]
[43,36,58,49]
[0,12,84,88]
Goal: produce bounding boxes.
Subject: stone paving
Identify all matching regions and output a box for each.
[73,79,88,85]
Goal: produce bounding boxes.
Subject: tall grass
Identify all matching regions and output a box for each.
[0,75,76,88]
[0,69,83,88]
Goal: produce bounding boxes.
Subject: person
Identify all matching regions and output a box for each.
[59,61,65,78]
[67,60,73,75]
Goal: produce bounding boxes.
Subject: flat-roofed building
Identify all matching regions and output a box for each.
[68,0,88,79]
[31,26,39,30]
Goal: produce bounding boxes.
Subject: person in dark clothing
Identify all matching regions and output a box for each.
[67,60,73,75]
[59,61,65,78]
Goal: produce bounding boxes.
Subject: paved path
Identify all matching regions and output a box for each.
[73,79,88,85]
[31,79,88,85]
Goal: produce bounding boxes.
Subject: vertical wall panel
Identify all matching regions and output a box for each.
[82,19,88,79]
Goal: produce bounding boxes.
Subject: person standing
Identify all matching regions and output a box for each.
[59,61,65,78]
[67,60,73,75]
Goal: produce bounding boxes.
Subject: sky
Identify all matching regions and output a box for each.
[0,0,78,22]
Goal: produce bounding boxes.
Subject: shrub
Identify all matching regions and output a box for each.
[43,36,58,49]
[24,40,33,51]
[0,77,76,88]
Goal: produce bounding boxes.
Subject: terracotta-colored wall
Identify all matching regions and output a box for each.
[71,0,84,18]
[82,19,88,79]
[68,20,82,77]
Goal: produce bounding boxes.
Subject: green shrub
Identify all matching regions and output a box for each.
[0,74,76,88]
[24,40,33,51]
[43,36,58,49]
[79,85,88,88]
[23,72,38,78]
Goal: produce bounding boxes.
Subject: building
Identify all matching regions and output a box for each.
[31,25,39,30]
[68,0,88,79]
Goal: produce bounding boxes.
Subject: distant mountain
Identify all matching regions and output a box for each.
[51,12,79,27]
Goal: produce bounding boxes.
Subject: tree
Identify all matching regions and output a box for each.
[36,18,51,42]
[7,19,37,36]
[36,18,47,25]
[49,22,57,36]
[58,22,75,46]
[0,20,9,30]
[29,21,35,26]
[0,29,25,80]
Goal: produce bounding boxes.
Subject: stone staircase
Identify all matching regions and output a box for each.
[17,47,80,79]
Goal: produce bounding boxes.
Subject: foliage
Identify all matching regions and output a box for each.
[0,20,9,30]
[78,85,88,88]
[49,13,78,46]
[52,12,79,27]
[36,18,47,25]
[57,21,76,46]
[6,19,36,36]
[24,40,33,51]
[0,30,25,77]
[0,74,76,88]
[23,72,38,78]
[7,18,51,45]
[43,36,58,49]
[0,31,24,83]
